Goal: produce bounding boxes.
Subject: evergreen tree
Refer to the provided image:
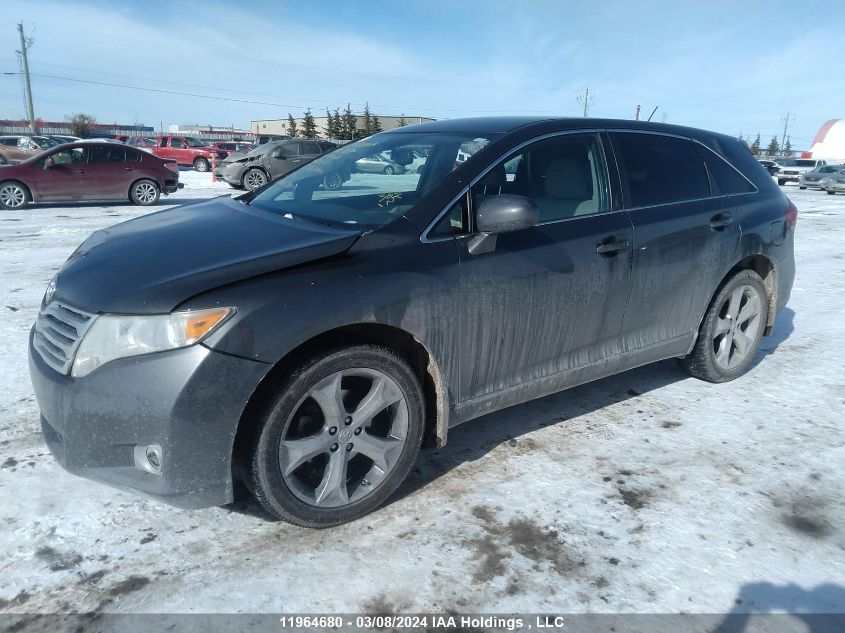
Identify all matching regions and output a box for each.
[325,109,335,139]
[783,137,794,158]
[302,108,317,138]
[397,115,408,128]
[766,136,780,157]
[286,113,298,138]
[359,102,373,137]
[371,114,382,134]
[342,103,357,140]
[333,108,343,139]
[750,133,761,156]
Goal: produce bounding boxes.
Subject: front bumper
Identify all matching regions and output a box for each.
[822,181,845,192]
[778,172,801,182]
[29,330,270,509]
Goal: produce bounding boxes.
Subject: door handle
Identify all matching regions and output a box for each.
[124,167,135,171]
[596,237,629,256]
[709,213,734,230]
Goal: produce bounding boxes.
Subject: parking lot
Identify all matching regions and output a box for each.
[0,175,843,615]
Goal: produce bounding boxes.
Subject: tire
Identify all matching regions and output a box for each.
[827,190,836,195]
[243,168,268,191]
[777,179,786,186]
[799,186,807,190]
[129,179,160,206]
[322,171,343,191]
[0,181,31,210]
[679,269,768,383]
[246,345,425,528]
[383,165,395,175]
[193,158,210,172]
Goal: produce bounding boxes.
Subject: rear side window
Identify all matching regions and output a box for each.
[88,146,126,163]
[613,133,709,207]
[696,145,755,195]
[126,149,142,163]
[301,141,320,155]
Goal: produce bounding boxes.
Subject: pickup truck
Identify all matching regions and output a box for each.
[775,158,827,186]
[152,136,227,172]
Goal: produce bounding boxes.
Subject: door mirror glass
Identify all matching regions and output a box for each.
[476,194,539,234]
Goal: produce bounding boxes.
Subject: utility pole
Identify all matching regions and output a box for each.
[780,112,794,153]
[577,88,593,117]
[17,22,36,133]
[635,104,641,121]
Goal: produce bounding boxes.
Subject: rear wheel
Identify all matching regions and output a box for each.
[246,345,425,527]
[799,186,807,190]
[129,179,160,206]
[827,190,836,195]
[193,157,210,172]
[680,270,768,383]
[383,165,395,175]
[244,168,268,191]
[0,181,30,209]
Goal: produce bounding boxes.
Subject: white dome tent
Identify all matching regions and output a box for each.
[805,119,845,162]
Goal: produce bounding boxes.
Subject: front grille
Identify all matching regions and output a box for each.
[33,302,96,375]
[784,170,798,175]
[805,177,820,181]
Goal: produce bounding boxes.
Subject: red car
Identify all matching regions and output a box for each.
[152,136,226,172]
[0,142,181,210]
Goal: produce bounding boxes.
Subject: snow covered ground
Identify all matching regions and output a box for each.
[0,174,843,618]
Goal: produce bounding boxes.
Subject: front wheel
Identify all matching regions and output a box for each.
[0,181,30,209]
[679,270,768,383]
[129,179,160,206]
[777,179,786,186]
[193,158,210,172]
[243,168,268,191]
[245,345,425,527]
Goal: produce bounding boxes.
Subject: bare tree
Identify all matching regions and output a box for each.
[67,113,97,138]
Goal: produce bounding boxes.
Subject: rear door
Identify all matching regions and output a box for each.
[610,131,743,362]
[452,131,633,403]
[85,145,133,198]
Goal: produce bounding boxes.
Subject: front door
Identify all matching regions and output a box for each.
[35,146,91,201]
[455,132,633,404]
[267,141,303,179]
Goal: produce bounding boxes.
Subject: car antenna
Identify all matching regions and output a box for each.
[646,106,659,122]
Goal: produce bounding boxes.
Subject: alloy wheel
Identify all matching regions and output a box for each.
[0,184,26,208]
[134,182,157,204]
[245,170,267,190]
[712,284,764,370]
[279,368,409,508]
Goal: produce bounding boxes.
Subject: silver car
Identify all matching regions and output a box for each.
[798,164,844,189]
[820,171,845,195]
[354,153,405,175]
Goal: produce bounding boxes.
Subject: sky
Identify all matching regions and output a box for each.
[1,0,843,150]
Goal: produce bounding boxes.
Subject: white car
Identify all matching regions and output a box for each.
[776,158,826,186]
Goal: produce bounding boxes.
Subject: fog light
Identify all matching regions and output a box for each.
[133,444,163,475]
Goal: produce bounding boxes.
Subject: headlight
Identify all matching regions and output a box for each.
[71,307,234,378]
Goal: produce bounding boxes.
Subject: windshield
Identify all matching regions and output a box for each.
[183,137,208,147]
[249,132,498,229]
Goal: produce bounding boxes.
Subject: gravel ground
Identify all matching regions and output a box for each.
[0,174,843,617]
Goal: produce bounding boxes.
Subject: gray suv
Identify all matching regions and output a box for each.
[220,139,340,191]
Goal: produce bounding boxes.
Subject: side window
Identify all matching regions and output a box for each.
[126,149,142,163]
[89,146,125,163]
[469,133,609,224]
[51,147,87,165]
[170,138,184,148]
[301,141,320,155]
[284,143,301,157]
[696,145,755,195]
[159,138,167,147]
[430,196,469,238]
[613,133,709,207]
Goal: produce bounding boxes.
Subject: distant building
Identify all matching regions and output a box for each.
[0,119,153,137]
[251,115,435,139]
[168,124,252,141]
[805,119,845,161]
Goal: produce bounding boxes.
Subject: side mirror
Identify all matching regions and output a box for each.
[43,156,55,169]
[469,194,538,255]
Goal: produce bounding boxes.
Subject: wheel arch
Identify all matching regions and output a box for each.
[242,165,269,186]
[231,322,449,485]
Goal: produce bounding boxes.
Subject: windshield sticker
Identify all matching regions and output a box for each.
[378,192,403,207]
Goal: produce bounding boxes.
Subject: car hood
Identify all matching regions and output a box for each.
[53,196,362,313]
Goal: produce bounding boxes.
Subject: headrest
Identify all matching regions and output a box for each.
[478,164,507,192]
[544,157,590,199]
